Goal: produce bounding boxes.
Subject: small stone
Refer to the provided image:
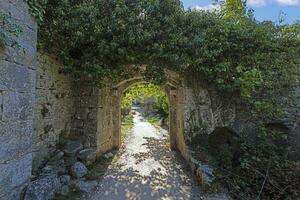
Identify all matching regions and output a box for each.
[64,156,78,167]
[58,185,69,196]
[197,164,215,186]
[24,174,61,200]
[103,152,114,159]
[73,180,98,193]
[41,165,53,174]
[50,150,64,162]
[60,175,71,185]
[62,141,83,157]
[70,162,88,178]
[43,159,67,175]
[190,156,201,166]
[78,148,97,166]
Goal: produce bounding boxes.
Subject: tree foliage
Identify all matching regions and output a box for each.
[121,83,168,115]
[24,0,48,21]
[38,0,300,114]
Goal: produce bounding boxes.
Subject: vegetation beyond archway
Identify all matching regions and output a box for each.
[120,83,169,140]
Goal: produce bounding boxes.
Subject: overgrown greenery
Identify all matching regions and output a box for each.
[121,83,169,116]
[24,0,48,21]
[0,12,22,50]
[37,0,299,116]
[212,126,300,199]
[20,1,300,198]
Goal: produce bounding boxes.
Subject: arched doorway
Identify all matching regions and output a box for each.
[95,69,189,160]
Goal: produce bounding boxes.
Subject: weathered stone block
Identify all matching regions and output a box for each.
[0,153,32,198]
[0,61,35,93]
[0,91,3,121]
[1,91,34,121]
[0,40,37,67]
[0,0,37,30]
[24,173,61,200]
[0,120,33,162]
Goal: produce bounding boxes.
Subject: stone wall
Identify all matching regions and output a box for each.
[183,76,236,143]
[183,75,300,160]
[284,85,300,160]
[70,81,101,148]
[0,0,37,199]
[33,54,75,171]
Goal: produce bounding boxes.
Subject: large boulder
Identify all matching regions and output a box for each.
[70,162,88,178]
[62,140,83,157]
[24,174,61,200]
[78,148,97,166]
[73,180,98,193]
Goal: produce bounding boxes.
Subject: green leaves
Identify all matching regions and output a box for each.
[24,0,48,21]
[38,0,299,116]
[121,83,168,115]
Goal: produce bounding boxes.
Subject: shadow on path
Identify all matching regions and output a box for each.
[85,107,209,200]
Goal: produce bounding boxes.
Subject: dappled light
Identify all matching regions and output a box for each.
[86,104,203,200]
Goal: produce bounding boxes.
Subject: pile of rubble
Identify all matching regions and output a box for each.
[24,140,105,200]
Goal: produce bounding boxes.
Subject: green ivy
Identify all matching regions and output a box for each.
[121,83,168,115]
[24,0,48,21]
[38,0,300,116]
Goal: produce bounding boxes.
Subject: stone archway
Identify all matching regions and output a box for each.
[95,69,189,160]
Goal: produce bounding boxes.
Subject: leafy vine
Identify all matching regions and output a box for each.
[24,0,48,21]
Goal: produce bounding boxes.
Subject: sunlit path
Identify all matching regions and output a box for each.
[85,107,204,200]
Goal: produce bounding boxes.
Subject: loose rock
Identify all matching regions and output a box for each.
[45,159,67,175]
[78,148,97,166]
[24,174,61,200]
[50,150,64,162]
[64,156,78,167]
[60,175,71,185]
[103,152,114,159]
[62,140,83,157]
[70,162,88,178]
[73,180,98,193]
[57,185,69,196]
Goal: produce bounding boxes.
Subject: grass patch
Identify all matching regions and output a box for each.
[146,116,160,126]
[121,115,133,141]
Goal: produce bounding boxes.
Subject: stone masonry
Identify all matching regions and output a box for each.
[0,0,37,199]
[0,1,300,199]
[33,53,75,171]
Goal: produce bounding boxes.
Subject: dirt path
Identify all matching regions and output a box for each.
[85,108,225,200]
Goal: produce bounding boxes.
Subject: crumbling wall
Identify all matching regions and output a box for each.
[183,75,300,160]
[33,53,75,171]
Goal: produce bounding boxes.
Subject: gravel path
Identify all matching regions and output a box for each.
[85,108,227,200]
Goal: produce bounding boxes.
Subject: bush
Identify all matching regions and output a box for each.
[214,126,300,199]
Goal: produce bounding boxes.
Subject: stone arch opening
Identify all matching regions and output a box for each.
[115,80,170,149]
[95,69,189,160]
